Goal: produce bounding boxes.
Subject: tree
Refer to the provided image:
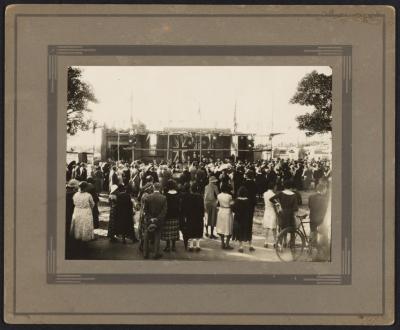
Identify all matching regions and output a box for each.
[67,67,97,135]
[290,70,332,136]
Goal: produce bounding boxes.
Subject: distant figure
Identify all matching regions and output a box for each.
[92,165,103,193]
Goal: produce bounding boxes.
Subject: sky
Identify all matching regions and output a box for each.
[67,66,332,149]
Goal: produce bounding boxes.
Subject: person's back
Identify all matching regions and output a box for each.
[144,191,167,223]
[116,191,133,215]
[242,179,257,207]
[309,193,328,227]
[142,185,167,259]
[204,182,218,201]
[165,192,180,219]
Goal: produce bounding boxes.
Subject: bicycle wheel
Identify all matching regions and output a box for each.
[275,227,306,262]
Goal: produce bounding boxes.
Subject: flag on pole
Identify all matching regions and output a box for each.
[233,101,238,134]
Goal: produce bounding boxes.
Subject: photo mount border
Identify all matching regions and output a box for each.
[46,44,352,286]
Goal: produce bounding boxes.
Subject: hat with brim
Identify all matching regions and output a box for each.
[67,179,79,189]
[110,184,119,194]
[209,176,218,183]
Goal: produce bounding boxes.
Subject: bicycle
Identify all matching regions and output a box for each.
[275,213,317,262]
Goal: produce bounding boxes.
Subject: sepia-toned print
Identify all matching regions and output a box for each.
[65,66,333,262]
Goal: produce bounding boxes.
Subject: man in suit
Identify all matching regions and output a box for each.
[142,183,167,259]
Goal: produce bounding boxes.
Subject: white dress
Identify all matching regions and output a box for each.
[262,189,277,229]
[216,193,233,235]
[70,192,95,241]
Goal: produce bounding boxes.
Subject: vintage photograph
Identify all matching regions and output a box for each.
[65,66,332,262]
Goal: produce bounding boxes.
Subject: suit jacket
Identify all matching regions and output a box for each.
[143,191,167,226]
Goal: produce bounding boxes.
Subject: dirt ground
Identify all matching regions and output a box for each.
[70,191,317,262]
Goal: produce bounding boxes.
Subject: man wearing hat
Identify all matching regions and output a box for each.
[141,183,167,259]
[204,176,219,239]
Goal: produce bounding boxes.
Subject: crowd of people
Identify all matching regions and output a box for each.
[65,157,331,260]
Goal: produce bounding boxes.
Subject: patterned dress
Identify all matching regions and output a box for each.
[161,191,180,241]
[70,192,95,241]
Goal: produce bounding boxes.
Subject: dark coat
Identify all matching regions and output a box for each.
[232,197,252,242]
[182,193,204,239]
[75,167,87,181]
[143,191,167,226]
[270,191,299,229]
[86,183,100,229]
[255,172,268,195]
[111,172,119,186]
[266,170,277,188]
[115,191,135,236]
[242,179,257,208]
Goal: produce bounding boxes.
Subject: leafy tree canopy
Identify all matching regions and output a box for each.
[67,67,97,135]
[290,70,332,136]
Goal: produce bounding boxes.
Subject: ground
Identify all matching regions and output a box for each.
[74,191,316,261]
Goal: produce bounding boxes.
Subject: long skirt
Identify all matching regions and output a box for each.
[205,200,218,227]
[161,218,179,241]
[185,216,204,239]
[216,208,233,236]
[70,207,94,241]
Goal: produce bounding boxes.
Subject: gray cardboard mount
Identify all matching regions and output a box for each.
[4,4,395,325]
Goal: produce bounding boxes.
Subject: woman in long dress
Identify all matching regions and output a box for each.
[70,181,95,242]
[216,183,234,250]
[161,179,181,252]
[107,184,119,242]
[232,186,254,253]
[262,183,277,248]
[115,184,136,244]
[182,182,205,252]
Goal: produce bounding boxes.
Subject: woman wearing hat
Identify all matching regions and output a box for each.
[204,176,219,239]
[70,181,95,242]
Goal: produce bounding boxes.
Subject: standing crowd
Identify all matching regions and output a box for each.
[66,157,331,260]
